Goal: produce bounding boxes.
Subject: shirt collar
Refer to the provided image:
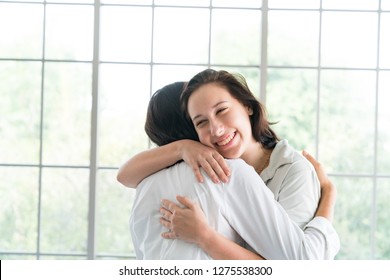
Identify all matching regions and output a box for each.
[260,139,295,182]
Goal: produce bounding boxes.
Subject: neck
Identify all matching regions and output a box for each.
[241,141,268,171]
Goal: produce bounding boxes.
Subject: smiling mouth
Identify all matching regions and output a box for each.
[216,133,235,146]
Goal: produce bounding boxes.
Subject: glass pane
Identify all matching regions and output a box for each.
[45,4,93,60]
[0,167,39,253]
[376,179,390,259]
[321,12,378,68]
[269,0,319,9]
[212,0,261,8]
[40,168,88,254]
[0,254,36,260]
[96,170,136,256]
[100,6,152,63]
[0,3,43,59]
[4,0,42,2]
[99,64,150,166]
[380,13,390,69]
[0,61,41,164]
[268,11,319,66]
[333,177,372,259]
[211,9,261,65]
[43,62,91,166]
[153,7,210,64]
[383,0,390,10]
[378,71,390,175]
[152,65,206,93]
[101,0,152,4]
[319,70,376,174]
[40,255,86,259]
[155,0,210,6]
[267,69,317,152]
[322,0,379,10]
[48,0,93,3]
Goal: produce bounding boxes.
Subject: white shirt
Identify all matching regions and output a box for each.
[130,157,340,260]
[261,139,321,228]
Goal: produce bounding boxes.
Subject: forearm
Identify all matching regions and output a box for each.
[198,228,263,260]
[314,182,336,223]
[117,141,184,188]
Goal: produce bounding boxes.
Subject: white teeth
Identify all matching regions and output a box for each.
[217,133,234,146]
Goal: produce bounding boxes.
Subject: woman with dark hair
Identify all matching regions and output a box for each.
[117,71,339,259]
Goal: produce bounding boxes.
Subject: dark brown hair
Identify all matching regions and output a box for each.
[181,69,279,149]
[144,82,199,146]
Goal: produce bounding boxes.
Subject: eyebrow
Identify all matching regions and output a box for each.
[191,101,229,122]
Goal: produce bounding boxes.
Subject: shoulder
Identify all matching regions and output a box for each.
[225,158,257,176]
[224,159,262,188]
[139,161,195,186]
[265,139,314,178]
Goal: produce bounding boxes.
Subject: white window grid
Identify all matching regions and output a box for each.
[0,0,389,259]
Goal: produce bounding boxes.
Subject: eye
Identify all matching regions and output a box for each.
[216,107,228,114]
[195,119,207,128]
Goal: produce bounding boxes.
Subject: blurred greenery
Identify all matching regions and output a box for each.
[1,2,389,260]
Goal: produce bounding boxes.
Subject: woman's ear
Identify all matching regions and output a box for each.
[247,107,253,116]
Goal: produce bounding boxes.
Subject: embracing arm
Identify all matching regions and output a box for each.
[160,196,263,260]
[304,150,336,223]
[117,140,230,188]
[160,156,339,260]
[117,142,183,188]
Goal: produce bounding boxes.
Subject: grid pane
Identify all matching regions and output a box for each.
[383,0,390,10]
[211,9,261,65]
[40,168,89,254]
[153,7,210,64]
[267,69,317,152]
[321,11,378,68]
[334,177,373,259]
[268,10,319,66]
[0,61,42,164]
[378,71,390,175]
[45,4,94,60]
[380,13,390,69]
[42,62,91,165]
[0,3,43,59]
[100,6,152,63]
[152,65,206,92]
[48,0,93,3]
[101,0,152,4]
[99,64,150,166]
[377,179,390,259]
[322,0,379,10]
[155,0,209,6]
[212,0,261,8]
[0,167,39,253]
[269,0,319,9]
[96,170,135,256]
[319,70,376,174]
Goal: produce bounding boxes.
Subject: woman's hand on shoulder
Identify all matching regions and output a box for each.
[302,150,334,192]
[178,140,230,183]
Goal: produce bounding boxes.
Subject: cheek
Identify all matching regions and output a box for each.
[196,129,210,145]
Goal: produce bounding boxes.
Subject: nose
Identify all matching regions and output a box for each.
[209,119,224,137]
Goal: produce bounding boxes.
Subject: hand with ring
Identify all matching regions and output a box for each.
[159,195,211,245]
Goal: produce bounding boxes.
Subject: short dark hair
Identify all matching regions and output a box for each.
[181,69,279,149]
[144,82,199,146]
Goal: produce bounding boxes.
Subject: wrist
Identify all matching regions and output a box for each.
[197,226,217,251]
[175,139,189,160]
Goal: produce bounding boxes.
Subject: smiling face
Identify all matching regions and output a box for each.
[188,82,259,160]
